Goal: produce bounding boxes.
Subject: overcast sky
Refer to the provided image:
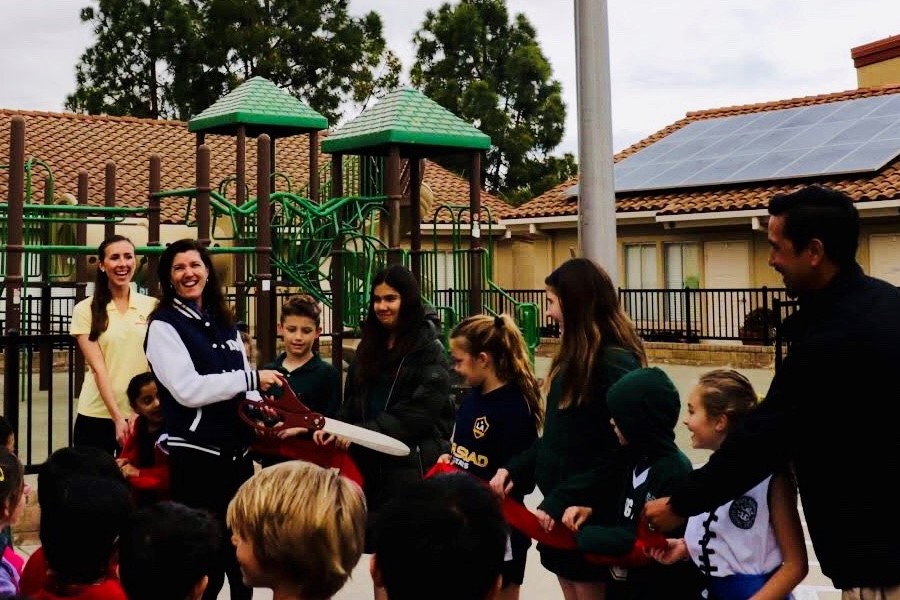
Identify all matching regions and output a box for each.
[1,1,899,157]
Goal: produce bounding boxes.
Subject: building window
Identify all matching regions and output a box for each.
[623,244,658,324]
[664,242,701,324]
[664,242,701,289]
[624,244,657,289]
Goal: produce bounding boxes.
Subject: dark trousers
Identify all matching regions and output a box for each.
[72,414,118,456]
[168,445,254,600]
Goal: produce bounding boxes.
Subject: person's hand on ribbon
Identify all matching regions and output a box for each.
[643,496,685,533]
[533,508,556,533]
[562,506,593,532]
[489,468,514,498]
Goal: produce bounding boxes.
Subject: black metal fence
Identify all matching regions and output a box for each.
[618,286,797,344]
[1,331,79,473]
[2,285,797,344]
[2,285,800,471]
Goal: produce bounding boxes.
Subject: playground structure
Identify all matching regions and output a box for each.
[1,79,540,387]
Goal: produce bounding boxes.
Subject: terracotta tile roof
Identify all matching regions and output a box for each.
[513,84,900,218]
[421,161,516,224]
[0,109,507,225]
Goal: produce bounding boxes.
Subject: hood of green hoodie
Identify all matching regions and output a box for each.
[606,367,681,458]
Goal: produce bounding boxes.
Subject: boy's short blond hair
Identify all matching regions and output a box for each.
[226,461,366,598]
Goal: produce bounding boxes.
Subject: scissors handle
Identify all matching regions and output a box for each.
[238,383,327,433]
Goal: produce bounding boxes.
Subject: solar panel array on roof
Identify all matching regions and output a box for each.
[615,93,900,192]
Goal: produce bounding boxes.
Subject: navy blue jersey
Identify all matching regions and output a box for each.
[450,383,538,499]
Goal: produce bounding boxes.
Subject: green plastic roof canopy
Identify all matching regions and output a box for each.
[188,76,328,137]
[322,88,491,155]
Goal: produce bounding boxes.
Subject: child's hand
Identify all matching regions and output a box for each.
[120,464,140,479]
[646,538,688,565]
[533,508,556,532]
[115,458,129,468]
[562,506,593,531]
[276,427,309,439]
[314,431,350,450]
[489,468,514,498]
[436,453,452,464]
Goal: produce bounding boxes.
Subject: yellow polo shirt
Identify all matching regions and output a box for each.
[70,292,158,419]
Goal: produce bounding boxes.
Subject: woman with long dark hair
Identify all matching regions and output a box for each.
[144,238,282,600]
[491,258,647,600]
[70,235,157,455]
[320,265,453,554]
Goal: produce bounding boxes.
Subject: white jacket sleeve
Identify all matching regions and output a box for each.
[146,320,259,408]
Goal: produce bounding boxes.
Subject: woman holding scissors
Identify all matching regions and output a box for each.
[144,239,283,600]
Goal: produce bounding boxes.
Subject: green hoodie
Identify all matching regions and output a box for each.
[576,367,700,599]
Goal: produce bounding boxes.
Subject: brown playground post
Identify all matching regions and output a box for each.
[196,145,211,247]
[255,135,274,366]
[146,155,161,297]
[4,116,25,334]
[104,161,116,239]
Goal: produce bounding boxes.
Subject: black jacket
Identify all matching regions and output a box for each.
[338,320,453,513]
[669,263,900,589]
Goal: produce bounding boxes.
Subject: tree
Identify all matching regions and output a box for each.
[505,152,578,206]
[411,0,570,203]
[66,0,401,123]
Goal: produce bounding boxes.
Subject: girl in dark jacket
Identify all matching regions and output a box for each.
[491,258,647,600]
[320,264,453,555]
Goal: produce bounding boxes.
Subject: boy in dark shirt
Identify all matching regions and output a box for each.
[254,295,341,466]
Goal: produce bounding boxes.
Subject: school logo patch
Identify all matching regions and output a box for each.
[729,495,758,530]
[473,416,489,439]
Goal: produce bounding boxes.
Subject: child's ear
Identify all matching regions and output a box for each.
[315,326,323,339]
[276,323,284,337]
[369,554,385,588]
[714,414,729,433]
[477,352,491,367]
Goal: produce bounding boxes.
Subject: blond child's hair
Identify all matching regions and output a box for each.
[226,461,366,599]
[695,369,759,429]
[451,313,544,431]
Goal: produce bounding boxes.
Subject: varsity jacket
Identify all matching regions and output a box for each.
[145,298,260,454]
[668,264,900,589]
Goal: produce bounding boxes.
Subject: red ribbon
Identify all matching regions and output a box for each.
[251,436,365,489]
[425,462,666,567]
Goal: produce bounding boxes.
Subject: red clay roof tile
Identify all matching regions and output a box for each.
[0,109,513,225]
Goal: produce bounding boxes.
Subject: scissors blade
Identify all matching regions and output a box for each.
[321,418,410,457]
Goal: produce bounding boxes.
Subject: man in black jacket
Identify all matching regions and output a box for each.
[645,185,900,596]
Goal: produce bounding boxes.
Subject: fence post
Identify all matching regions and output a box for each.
[255,135,274,366]
[762,286,770,345]
[683,286,692,341]
[3,331,21,452]
[773,297,782,372]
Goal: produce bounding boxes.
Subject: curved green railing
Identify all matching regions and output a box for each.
[424,202,540,360]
